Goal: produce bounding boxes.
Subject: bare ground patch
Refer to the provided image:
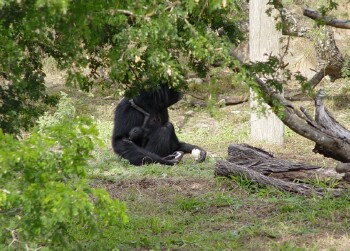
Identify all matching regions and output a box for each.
[93,177,216,201]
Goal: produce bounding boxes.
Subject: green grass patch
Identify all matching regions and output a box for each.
[45,76,350,250]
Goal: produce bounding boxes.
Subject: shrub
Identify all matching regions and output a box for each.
[0,96,128,250]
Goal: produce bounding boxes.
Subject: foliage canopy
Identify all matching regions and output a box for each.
[1,0,245,134]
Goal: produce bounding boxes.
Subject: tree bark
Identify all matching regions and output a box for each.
[249,0,284,144]
[227,143,320,176]
[215,159,343,197]
[215,144,345,196]
[313,90,350,162]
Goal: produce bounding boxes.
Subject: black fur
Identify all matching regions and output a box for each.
[112,85,207,166]
[128,126,145,142]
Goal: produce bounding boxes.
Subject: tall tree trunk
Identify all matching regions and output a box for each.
[249,0,284,144]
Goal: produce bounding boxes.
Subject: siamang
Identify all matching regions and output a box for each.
[112,84,207,166]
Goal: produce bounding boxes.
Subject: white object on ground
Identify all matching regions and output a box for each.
[191,148,201,161]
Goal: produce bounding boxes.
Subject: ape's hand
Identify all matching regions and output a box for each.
[162,151,184,164]
[197,149,207,163]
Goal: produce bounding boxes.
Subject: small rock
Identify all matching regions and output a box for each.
[184,110,194,116]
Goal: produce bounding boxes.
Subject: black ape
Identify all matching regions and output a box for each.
[112,85,207,166]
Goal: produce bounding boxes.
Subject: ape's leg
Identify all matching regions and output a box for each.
[144,122,206,163]
[177,142,198,153]
[144,122,180,157]
[113,139,182,166]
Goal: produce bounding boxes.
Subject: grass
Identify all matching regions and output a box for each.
[49,82,350,250]
[40,35,350,249]
[77,169,350,250]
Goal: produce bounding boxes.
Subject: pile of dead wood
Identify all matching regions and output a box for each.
[215,144,348,197]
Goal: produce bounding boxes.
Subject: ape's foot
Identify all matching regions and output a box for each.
[192,148,206,163]
[162,151,184,164]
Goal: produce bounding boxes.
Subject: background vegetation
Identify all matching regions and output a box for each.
[1,0,350,250]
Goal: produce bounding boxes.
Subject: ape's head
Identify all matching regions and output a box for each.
[134,84,183,109]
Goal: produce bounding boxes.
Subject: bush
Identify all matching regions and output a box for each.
[0,95,128,250]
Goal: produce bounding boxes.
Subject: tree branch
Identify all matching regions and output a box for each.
[116,9,135,17]
[116,2,180,19]
[308,69,326,88]
[231,50,350,162]
[276,5,348,86]
[303,8,350,29]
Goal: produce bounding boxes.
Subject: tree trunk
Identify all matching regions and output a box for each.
[313,90,350,162]
[249,0,284,144]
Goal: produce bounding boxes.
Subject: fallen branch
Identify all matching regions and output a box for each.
[215,159,343,197]
[227,143,320,175]
[215,143,345,196]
